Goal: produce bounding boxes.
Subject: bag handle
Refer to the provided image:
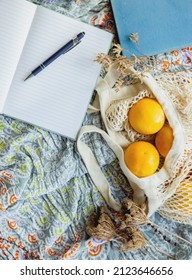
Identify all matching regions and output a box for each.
[77,125,121,211]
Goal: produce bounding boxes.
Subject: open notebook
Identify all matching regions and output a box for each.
[0,0,113,139]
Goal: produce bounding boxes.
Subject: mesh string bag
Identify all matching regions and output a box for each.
[77,65,192,222]
[159,168,192,224]
[155,72,192,224]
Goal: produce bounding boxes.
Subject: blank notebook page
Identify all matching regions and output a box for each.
[0,0,36,112]
[3,5,113,139]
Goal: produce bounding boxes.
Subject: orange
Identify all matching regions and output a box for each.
[128,98,165,134]
[124,141,160,178]
[155,124,173,157]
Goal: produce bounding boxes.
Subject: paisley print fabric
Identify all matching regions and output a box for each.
[0,0,192,260]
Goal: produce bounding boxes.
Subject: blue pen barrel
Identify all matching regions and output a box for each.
[31,32,85,77]
[77,32,85,41]
[31,38,74,76]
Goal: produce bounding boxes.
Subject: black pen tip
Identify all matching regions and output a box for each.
[24,74,33,81]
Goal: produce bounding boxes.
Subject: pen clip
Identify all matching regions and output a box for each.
[63,40,81,55]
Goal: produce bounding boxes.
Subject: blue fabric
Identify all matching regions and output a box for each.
[111,0,192,56]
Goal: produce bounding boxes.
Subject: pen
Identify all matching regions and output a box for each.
[24,31,85,81]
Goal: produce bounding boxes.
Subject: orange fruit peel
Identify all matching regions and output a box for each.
[155,124,174,157]
[124,141,160,178]
[128,98,165,135]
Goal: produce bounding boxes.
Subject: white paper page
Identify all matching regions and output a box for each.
[0,0,36,112]
[3,5,113,139]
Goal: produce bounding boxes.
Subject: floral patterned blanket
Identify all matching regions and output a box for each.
[0,0,192,260]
